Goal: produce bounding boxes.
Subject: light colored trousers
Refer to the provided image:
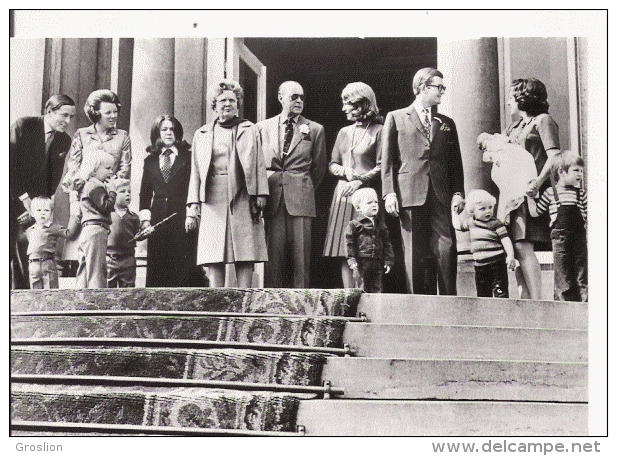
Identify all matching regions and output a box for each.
[76,224,109,289]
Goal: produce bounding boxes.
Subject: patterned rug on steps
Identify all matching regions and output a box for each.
[12,315,347,347]
[12,384,312,432]
[12,347,330,386]
[10,288,363,316]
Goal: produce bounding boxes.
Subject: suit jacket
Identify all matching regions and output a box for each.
[140,142,192,223]
[256,114,327,217]
[186,119,269,208]
[10,116,72,218]
[381,106,464,208]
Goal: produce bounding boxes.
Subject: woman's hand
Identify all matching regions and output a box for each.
[185,216,198,232]
[384,193,399,217]
[344,167,359,181]
[526,178,539,197]
[341,180,362,197]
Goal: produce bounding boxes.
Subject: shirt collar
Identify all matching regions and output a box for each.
[35,220,53,229]
[161,145,178,156]
[280,114,299,126]
[412,100,431,119]
[115,207,128,217]
[43,117,54,136]
[356,214,376,225]
[86,124,118,137]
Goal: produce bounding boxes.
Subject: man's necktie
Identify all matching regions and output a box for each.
[283,118,295,156]
[161,149,173,183]
[45,131,55,152]
[423,108,432,141]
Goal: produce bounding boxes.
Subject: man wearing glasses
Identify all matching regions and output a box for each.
[256,81,327,288]
[382,67,465,295]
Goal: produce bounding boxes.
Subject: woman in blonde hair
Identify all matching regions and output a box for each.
[185,79,268,287]
[323,82,384,288]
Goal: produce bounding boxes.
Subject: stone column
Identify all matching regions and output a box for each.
[128,38,175,213]
[437,38,501,194]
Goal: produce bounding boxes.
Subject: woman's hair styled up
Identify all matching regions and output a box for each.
[84,89,121,123]
[44,94,75,114]
[511,78,550,116]
[208,79,244,111]
[341,82,382,123]
[148,115,185,153]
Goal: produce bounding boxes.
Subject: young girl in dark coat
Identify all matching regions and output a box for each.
[139,115,204,287]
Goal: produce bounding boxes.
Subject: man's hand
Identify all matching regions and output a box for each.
[451,193,465,214]
[384,193,399,217]
[17,211,33,226]
[185,216,198,232]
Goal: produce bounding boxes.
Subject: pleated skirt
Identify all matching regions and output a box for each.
[322,181,356,258]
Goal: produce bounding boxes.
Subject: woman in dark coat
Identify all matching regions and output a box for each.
[139,115,203,287]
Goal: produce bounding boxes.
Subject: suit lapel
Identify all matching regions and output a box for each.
[286,116,306,156]
[406,106,426,137]
[269,116,282,158]
[167,149,188,182]
[431,116,441,143]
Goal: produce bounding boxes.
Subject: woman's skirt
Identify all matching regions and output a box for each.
[196,174,267,265]
[323,181,356,258]
[507,200,551,245]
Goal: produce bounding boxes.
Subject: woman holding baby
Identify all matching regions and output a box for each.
[502,78,560,300]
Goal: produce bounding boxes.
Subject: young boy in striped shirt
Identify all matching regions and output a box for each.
[528,151,587,302]
[455,189,516,298]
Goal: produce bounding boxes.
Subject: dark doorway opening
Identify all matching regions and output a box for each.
[245,37,437,291]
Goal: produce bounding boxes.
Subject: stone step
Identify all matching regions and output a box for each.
[344,323,587,362]
[11,315,347,348]
[296,400,588,436]
[322,357,587,401]
[10,288,362,317]
[11,347,331,386]
[357,294,587,329]
[12,383,313,433]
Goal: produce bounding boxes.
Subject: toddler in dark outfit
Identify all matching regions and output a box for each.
[345,188,394,292]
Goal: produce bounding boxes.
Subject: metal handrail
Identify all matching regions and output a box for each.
[10,420,304,437]
[11,374,344,397]
[11,338,355,356]
[12,310,364,321]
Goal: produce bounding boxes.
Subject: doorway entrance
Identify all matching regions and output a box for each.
[244,37,437,291]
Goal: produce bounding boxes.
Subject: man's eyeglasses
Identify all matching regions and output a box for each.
[290,94,305,101]
[426,84,447,92]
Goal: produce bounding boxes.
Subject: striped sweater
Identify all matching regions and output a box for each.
[465,218,509,267]
[534,185,587,228]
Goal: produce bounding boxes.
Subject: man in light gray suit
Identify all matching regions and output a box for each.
[256,81,327,288]
[382,68,465,295]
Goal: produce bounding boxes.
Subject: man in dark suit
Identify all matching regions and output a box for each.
[256,81,327,288]
[10,94,76,289]
[382,68,465,295]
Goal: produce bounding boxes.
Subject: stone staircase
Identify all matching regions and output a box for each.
[10,289,588,436]
[298,294,588,435]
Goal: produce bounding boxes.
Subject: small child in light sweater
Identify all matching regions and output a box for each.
[74,150,117,289]
[455,189,516,298]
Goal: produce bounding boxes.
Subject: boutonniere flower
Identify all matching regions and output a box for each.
[440,123,451,132]
[299,124,310,135]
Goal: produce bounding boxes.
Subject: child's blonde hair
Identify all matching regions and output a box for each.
[30,196,53,213]
[115,178,131,192]
[465,189,496,218]
[79,151,115,182]
[551,150,585,183]
[351,187,378,210]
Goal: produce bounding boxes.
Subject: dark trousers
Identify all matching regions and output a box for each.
[551,206,587,302]
[265,199,312,288]
[356,257,385,293]
[107,253,136,288]
[474,259,509,298]
[399,182,457,295]
[11,225,30,289]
